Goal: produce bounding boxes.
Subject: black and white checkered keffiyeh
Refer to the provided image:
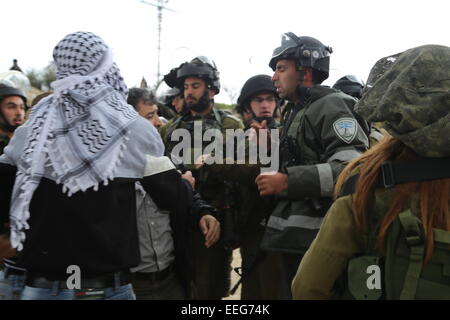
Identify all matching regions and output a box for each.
[9,32,142,250]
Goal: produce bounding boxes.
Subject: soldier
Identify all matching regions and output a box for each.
[0,84,26,155]
[0,84,27,300]
[233,74,284,299]
[127,87,220,300]
[332,75,364,99]
[333,75,384,145]
[255,32,369,298]
[160,86,185,115]
[160,56,244,299]
[292,44,450,300]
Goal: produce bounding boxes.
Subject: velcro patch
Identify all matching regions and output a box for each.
[333,118,357,144]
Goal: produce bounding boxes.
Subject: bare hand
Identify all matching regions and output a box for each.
[255,172,288,196]
[181,170,195,190]
[250,120,272,150]
[0,234,16,261]
[194,154,212,169]
[199,215,221,248]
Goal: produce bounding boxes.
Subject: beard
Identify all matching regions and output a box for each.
[185,90,212,113]
[0,115,20,133]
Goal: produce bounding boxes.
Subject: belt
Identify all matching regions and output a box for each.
[0,264,26,276]
[25,271,131,289]
[132,265,172,283]
[4,267,26,276]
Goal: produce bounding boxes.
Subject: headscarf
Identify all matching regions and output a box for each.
[9,31,141,250]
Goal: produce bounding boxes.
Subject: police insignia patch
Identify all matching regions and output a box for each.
[333,118,357,143]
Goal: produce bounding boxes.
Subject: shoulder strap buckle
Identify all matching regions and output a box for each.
[381,161,395,188]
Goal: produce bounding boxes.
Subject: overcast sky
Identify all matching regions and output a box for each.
[1,0,449,103]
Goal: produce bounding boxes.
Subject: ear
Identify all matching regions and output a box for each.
[302,67,314,87]
[208,89,216,99]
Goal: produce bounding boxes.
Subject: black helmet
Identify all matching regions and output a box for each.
[0,84,27,104]
[163,66,179,89]
[161,87,181,106]
[269,32,332,82]
[236,74,277,114]
[176,56,221,94]
[332,75,364,99]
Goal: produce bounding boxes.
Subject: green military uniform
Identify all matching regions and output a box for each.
[293,44,450,300]
[224,113,284,300]
[158,103,177,121]
[261,85,369,296]
[160,107,244,299]
[0,134,10,155]
[292,170,450,300]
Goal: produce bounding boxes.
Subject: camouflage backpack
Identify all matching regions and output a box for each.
[343,208,450,300]
[338,158,450,300]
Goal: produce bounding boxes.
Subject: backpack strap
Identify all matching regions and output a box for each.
[339,157,450,198]
[397,209,425,299]
[434,229,450,245]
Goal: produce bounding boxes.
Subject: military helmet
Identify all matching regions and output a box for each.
[160,87,181,106]
[163,66,179,89]
[0,84,27,104]
[176,56,221,94]
[236,74,277,114]
[269,32,333,82]
[237,74,277,105]
[355,44,450,158]
[333,75,364,99]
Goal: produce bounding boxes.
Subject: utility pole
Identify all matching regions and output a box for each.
[139,0,175,83]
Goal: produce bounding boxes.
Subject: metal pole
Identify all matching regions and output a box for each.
[157,1,162,82]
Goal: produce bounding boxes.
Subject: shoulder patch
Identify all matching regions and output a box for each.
[333,117,357,144]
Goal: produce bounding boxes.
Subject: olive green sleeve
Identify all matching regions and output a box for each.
[291,195,366,299]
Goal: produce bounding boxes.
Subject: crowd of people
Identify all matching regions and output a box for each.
[0,30,448,300]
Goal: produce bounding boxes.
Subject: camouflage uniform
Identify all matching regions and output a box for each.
[160,107,244,299]
[292,44,450,299]
[158,103,177,121]
[238,116,285,300]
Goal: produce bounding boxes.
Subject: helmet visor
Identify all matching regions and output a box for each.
[271,33,300,60]
[192,56,217,70]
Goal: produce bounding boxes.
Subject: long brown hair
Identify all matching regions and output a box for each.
[335,134,450,264]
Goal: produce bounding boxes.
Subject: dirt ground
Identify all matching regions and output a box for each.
[223,249,242,300]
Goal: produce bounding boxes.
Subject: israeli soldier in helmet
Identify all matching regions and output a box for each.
[255,32,369,298]
[0,84,27,155]
[292,44,450,300]
[235,74,280,129]
[333,75,384,144]
[160,56,244,299]
[230,74,285,299]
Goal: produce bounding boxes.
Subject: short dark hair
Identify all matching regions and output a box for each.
[127,88,156,110]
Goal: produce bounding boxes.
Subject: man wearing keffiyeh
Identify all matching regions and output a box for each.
[0,31,195,300]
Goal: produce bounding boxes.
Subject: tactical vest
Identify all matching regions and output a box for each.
[261,89,344,254]
[163,108,242,205]
[164,107,224,157]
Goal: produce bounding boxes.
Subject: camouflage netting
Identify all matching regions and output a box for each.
[355,45,450,158]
